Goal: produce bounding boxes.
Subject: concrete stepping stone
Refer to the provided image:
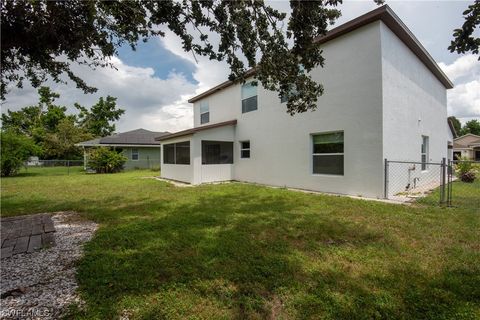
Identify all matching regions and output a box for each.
[1,214,56,258]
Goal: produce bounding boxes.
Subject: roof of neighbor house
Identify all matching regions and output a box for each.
[77,129,170,147]
[453,133,480,149]
[155,120,238,141]
[188,5,453,104]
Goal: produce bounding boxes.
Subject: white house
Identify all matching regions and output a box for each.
[157,5,453,199]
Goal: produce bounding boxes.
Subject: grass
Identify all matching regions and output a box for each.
[418,179,480,210]
[1,168,479,319]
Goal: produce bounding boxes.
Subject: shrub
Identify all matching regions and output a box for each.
[87,147,127,173]
[1,130,41,177]
[455,156,476,183]
[460,171,476,183]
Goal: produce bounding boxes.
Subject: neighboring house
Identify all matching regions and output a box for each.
[156,5,453,199]
[453,134,480,161]
[77,129,169,170]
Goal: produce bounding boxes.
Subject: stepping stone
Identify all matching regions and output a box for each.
[42,233,55,247]
[1,246,13,259]
[44,220,55,233]
[1,214,56,258]
[27,235,42,253]
[31,224,44,235]
[2,238,17,248]
[13,236,29,254]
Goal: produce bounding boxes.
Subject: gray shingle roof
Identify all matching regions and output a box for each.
[100,129,169,145]
[77,129,169,146]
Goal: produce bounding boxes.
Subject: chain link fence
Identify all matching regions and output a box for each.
[22,160,85,175]
[385,158,479,207]
[385,159,447,203]
[447,160,480,208]
[22,159,160,175]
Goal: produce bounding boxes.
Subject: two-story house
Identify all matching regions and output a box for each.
[156,5,453,199]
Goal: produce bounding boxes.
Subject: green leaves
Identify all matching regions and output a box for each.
[460,119,480,136]
[87,147,127,173]
[0,130,41,177]
[1,86,124,161]
[1,0,373,115]
[76,96,125,137]
[449,0,480,60]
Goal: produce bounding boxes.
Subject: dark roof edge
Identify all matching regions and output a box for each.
[188,69,256,103]
[188,5,452,103]
[448,118,458,138]
[156,120,237,141]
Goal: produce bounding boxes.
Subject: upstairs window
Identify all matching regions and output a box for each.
[312,131,344,175]
[241,82,258,113]
[200,101,209,124]
[421,136,429,170]
[240,141,250,158]
[131,148,139,161]
[163,141,190,165]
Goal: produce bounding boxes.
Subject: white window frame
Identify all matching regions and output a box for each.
[421,135,429,171]
[311,131,344,176]
[200,101,209,124]
[131,148,139,161]
[241,82,258,113]
[240,141,250,159]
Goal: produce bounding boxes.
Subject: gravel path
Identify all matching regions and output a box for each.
[1,212,97,319]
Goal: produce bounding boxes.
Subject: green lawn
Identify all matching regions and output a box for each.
[1,168,479,319]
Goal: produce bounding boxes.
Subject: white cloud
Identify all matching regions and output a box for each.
[440,54,480,122]
[447,79,480,119]
[159,31,230,93]
[438,54,480,82]
[1,56,197,133]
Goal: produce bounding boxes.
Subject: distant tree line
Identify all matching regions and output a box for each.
[448,116,480,136]
[1,87,124,176]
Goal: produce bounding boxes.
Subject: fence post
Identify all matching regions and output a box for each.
[67,160,70,175]
[384,158,388,199]
[440,157,446,204]
[448,160,453,207]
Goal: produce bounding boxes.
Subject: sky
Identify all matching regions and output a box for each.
[2,0,479,133]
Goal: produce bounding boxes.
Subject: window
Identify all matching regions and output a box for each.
[240,141,250,158]
[131,148,139,161]
[163,144,175,164]
[163,141,190,165]
[202,141,233,164]
[312,131,344,175]
[421,136,429,170]
[200,101,209,124]
[241,82,258,113]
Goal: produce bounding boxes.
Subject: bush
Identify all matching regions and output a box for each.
[455,156,476,183]
[1,130,41,177]
[460,171,476,183]
[87,147,127,173]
